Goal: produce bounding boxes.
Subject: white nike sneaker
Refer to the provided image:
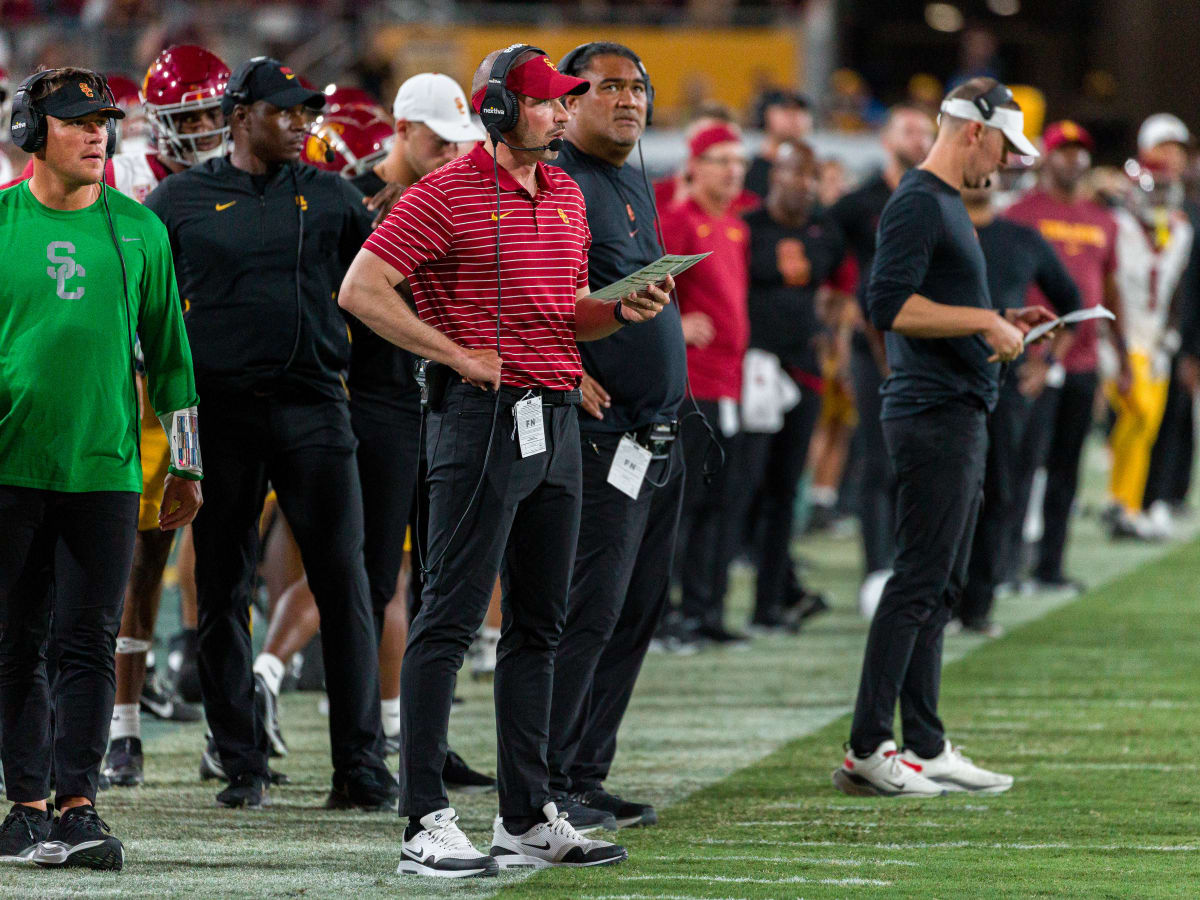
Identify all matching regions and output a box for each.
[395,808,497,878]
[490,802,627,869]
[900,741,1014,794]
[832,740,946,798]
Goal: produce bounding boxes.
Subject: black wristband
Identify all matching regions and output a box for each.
[613,300,630,325]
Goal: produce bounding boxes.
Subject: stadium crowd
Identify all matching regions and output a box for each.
[1,29,1199,877]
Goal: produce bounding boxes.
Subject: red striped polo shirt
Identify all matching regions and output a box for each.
[362,142,591,391]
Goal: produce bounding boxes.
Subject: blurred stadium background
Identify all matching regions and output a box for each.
[2,0,1197,179]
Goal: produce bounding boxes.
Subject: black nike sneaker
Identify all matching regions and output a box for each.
[443,749,496,793]
[140,666,202,722]
[0,803,52,863]
[216,773,270,809]
[102,737,144,788]
[199,734,290,786]
[575,787,658,828]
[548,794,617,833]
[32,805,123,870]
[326,763,400,812]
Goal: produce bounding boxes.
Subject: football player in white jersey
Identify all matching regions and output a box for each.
[1106,152,1194,540]
[101,44,232,789]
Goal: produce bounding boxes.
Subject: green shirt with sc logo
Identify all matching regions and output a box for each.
[0,180,197,492]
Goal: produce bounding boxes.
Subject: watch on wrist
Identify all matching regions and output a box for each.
[613,300,631,325]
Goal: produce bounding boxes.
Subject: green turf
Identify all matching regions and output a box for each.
[499,536,1200,899]
[3,440,1198,897]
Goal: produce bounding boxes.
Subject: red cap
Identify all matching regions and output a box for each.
[689,124,742,159]
[471,54,589,113]
[1043,120,1095,153]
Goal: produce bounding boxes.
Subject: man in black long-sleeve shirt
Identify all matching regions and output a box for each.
[546,43,687,830]
[145,58,395,811]
[957,184,1082,632]
[832,78,1053,799]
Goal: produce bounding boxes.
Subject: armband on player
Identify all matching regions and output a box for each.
[157,407,203,480]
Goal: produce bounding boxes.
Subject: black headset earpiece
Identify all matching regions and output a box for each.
[557,42,654,128]
[9,70,52,153]
[221,56,275,117]
[478,43,542,139]
[98,73,118,158]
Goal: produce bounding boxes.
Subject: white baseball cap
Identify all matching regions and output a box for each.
[1138,113,1190,153]
[940,95,1039,157]
[393,73,485,143]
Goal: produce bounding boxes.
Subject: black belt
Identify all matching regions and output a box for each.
[496,385,581,407]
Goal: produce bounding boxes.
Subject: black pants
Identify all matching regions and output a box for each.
[1144,363,1194,508]
[192,389,383,781]
[730,386,823,621]
[0,487,138,803]
[1032,372,1098,581]
[850,342,896,574]
[351,390,422,641]
[961,379,1030,625]
[548,433,684,794]
[400,384,582,818]
[849,401,987,758]
[676,399,741,627]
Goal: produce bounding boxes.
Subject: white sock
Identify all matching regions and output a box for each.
[381,696,401,738]
[253,653,285,697]
[482,626,501,643]
[110,703,140,740]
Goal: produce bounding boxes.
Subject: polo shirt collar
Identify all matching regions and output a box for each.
[465,141,552,200]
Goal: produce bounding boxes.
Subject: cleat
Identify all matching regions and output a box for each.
[255,673,288,758]
[832,740,946,798]
[102,737,144,788]
[140,666,201,722]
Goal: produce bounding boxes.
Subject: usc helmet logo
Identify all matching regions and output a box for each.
[79,82,94,98]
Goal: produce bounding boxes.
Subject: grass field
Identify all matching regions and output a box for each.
[4,439,1199,898]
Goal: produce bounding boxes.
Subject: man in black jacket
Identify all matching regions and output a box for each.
[145,58,395,811]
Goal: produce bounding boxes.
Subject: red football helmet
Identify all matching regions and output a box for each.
[106,72,150,151]
[305,105,394,178]
[322,83,385,116]
[141,44,231,166]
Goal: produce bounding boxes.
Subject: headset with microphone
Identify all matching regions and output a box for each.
[477,43,563,153]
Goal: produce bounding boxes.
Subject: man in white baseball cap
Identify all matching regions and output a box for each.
[1138,113,1191,178]
[352,72,484,195]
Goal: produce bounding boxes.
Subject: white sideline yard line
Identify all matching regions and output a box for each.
[620,874,894,887]
[646,854,919,867]
[704,838,1199,852]
[732,820,950,828]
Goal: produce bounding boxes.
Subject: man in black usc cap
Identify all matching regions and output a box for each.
[144,57,395,811]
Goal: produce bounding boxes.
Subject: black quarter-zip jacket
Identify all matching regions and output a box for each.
[145,157,373,399]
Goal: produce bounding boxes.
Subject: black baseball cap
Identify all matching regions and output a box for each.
[41,78,125,121]
[223,58,325,114]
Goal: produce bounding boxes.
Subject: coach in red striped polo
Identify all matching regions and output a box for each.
[339,45,672,875]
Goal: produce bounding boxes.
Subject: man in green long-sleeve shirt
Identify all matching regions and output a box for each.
[0,66,202,871]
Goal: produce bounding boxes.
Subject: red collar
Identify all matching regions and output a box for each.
[147,153,173,183]
[465,142,552,200]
